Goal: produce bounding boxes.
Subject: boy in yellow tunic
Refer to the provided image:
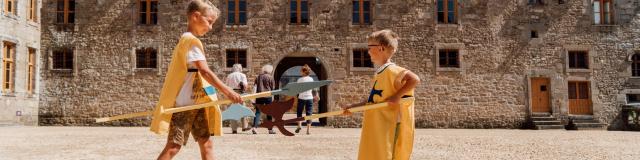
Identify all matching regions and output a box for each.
[151,1,242,160]
[342,29,421,160]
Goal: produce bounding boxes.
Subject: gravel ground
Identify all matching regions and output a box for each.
[0,126,639,160]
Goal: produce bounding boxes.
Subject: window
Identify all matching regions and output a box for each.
[136,48,157,69]
[568,81,590,100]
[2,42,15,93]
[4,0,15,15]
[438,49,459,68]
[568,81,592,114]
[352,0,371,25]
[226,49,247,68]
[227,0,247,25]
[628,94,640,104]
[56,0,75,24]
[53,48,74,70]
[290,0,309,25]
[529,0,544,5]
[593,0,613,25]
[633,54,640,77]
[436,0,457,24]
[29,0,37,21]
[531,30,538,38]
[568,51,589,69]
[139,0,158,25]
[353,49,373,68]
[27,48,36,94]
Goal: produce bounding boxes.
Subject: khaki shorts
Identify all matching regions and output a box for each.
[168,108,210,146]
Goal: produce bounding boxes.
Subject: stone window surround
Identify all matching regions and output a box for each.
[434,0,462,28]
[222,45,251,72]
[618,89,640,104]
[347,43,375,72]
[47,46,78,76]
[130,44,162,75]
[565,76,599,116]
[435,43,465,72]
[1,40,17,96]
[563,45,594,73]
[26,47,38,97]
[28,0,37,22]
[3,0,16,16]
[2,0,19,20]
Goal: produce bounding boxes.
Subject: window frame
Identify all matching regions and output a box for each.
[227,0,247,25]
[4,0,16,16]
[352,0,372,25]
[138,0,158,25]
[567,51,589,69]
[52,47,74,70]
[2,42,15,94]
[56,0,75,24]
[27,48,36,94]
[352,48,373,68]
[289,0,309,25]
[436,0,458,24]
[633,54,640,77]
[438,49,460,68]
[225,49,248,69]
[135,47,158,69]
[528,0,545,5]
[28,0,37,21]
[593,0,614,25]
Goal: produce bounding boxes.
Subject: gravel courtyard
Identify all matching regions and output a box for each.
[0,126,638,160]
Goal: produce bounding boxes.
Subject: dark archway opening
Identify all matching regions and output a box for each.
[274,57,328,126]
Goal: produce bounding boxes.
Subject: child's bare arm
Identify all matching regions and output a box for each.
[341,99,368,110]
[193,60,243,103]
[386,70,421,107]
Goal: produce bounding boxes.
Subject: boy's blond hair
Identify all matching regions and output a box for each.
[187,0,220,18]
[367,29,400,54]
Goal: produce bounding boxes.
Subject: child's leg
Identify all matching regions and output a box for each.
[158,111,196,160]
[157,139,182,160]
[192,109,214,160]
[197,138,214,160]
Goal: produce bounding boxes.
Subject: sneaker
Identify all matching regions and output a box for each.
[268,130,276,134]
[252,129,257,134]
[295,127,301,133]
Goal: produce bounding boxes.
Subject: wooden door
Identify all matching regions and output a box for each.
[568,81,593,115]
[531,78,551,113]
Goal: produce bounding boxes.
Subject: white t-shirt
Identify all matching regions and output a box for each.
[225,72,248,90]
[175,32,206,107]
[297,76,314,100]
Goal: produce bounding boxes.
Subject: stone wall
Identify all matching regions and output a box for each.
[39,0,640,129]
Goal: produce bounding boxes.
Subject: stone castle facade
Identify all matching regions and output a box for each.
[33,0,640,129]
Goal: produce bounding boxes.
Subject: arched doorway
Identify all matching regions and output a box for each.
[274,57,328,126]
